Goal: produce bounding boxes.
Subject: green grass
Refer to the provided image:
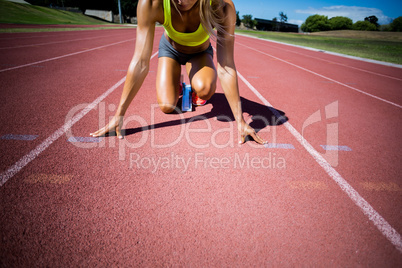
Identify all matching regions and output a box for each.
[235,29,402,65]
[0,0,109,25]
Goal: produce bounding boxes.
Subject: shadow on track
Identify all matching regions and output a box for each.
[116,93,288,142]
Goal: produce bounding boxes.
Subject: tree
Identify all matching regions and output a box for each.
[242,14,257,29]
[236,11,241,27]
[27,0,139,18]
[364,15,379,29]
[329,16,353,30]
[77,0,114,11]
[390,16,402,32]
[279,11,287,23]
[272,17,279,31]
[114,0,138,18]
[277,11,288,31]
[27,0,83,8]
[353,20,377,31]
[301,14,331,32]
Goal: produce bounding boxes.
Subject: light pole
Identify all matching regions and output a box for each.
[118,0,123,24]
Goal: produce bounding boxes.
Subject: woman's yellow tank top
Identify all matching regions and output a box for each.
[162,0,210,47]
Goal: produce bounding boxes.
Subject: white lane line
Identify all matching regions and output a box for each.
[321,145,352,151]
[1,134,39,141]
[67,137,103,143]
[0,30,117,41]
[0,38,135,73]
[0,51,158,187]
[237,71,402,253]
[237,42,402,109]
[0,33,76,41]
[0,33,128,50]
[264,143,295,149]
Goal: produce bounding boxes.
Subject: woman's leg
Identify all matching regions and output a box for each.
[186,52,217,101]
[156,57,182,114]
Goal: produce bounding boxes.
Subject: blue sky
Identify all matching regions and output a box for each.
[234,0,402,25]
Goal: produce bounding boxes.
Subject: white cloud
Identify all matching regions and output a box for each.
[295,6,392,25]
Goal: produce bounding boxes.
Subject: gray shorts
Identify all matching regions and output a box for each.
[158,34,213,65]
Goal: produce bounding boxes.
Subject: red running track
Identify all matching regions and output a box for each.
[0,26,401,266]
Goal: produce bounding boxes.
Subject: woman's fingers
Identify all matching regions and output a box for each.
[90,127,107,137]
[115,116,124,139]
[90,126,106,137]
[251,132,267,145]
[238,124,267,145]
[239,132,266,145]
[115,124,123,139]
[239,134,246,144]
[90,116,124,138]
[89,122,113,138]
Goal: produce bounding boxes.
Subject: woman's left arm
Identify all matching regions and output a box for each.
[216,0,266,144]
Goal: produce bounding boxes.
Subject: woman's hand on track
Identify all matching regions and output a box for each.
[238,122,267,145]
[90,115,124,139]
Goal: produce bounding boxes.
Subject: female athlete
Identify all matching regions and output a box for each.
[90,0,266,145]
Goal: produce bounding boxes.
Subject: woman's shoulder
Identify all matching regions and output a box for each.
[138,0,163,5]
[138,0,163,10]
[213,0,235,19]
[137,0,164,23]
[221,0,235,11]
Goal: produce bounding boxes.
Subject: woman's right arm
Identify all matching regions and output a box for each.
[90,0,159,139]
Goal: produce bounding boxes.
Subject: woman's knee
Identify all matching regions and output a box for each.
[158,102,177,114]
[192,79,216,100]
[156,89,178,113]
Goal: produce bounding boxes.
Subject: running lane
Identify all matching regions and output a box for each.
[233,34,402,255]
[0,28,401,266]
[0,28,139,171]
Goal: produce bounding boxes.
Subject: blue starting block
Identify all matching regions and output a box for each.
[181,82,192,112]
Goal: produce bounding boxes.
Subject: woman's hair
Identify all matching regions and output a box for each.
[199,0,227,42]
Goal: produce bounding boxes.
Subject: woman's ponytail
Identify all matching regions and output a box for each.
[199,0,228,43]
